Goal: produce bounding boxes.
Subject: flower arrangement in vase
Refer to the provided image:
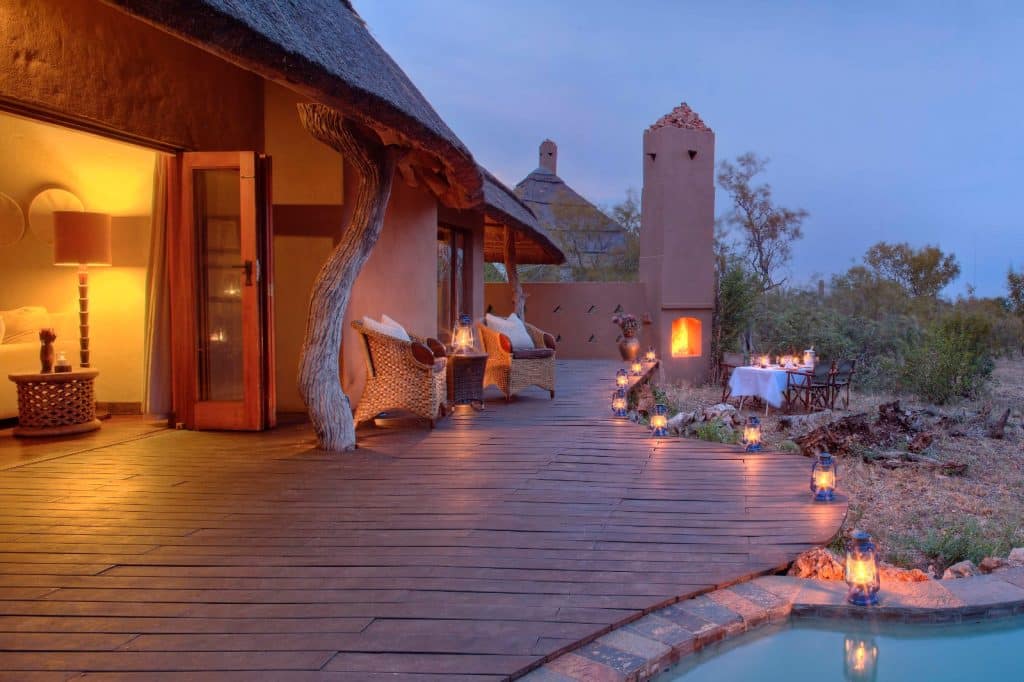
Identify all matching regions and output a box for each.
[612,313,642,361]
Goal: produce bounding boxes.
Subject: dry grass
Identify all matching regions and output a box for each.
[658,357,1024,573]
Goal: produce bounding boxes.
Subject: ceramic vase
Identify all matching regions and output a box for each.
[618,336,640,362]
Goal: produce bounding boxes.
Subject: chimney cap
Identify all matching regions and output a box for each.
[648,102,712,133]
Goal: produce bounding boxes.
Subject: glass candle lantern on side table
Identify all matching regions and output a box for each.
[451,313,475,354]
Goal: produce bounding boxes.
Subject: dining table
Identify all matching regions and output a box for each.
[728,364,810,413]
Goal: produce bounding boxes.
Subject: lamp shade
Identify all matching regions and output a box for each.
[53,211,112,266]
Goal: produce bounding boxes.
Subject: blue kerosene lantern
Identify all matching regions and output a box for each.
[611,389,628,418]
[811,452,837,502]
[650,403,669,437]
[845,530,880,606]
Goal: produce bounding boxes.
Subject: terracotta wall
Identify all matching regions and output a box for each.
[263,82,447,412]
[0,112,155,403]
[485,282,654,360]
[264,83,344,412]
[342,181,439,402]
[0,0,264,151]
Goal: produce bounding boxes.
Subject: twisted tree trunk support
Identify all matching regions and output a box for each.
[504,226,526,319]
[297,104,401,452]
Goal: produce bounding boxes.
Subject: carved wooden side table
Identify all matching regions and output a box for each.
[7,370,101,437]
[446,352,487,411]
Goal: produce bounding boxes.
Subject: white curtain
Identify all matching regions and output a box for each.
[142,154,174,418]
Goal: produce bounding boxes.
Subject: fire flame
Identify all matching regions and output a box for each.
[671,318,701,358]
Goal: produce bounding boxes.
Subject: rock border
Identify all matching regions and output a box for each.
[519,569,1024,681]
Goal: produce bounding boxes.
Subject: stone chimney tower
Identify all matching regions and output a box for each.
[639,103,715,383]
[538,139,557,174]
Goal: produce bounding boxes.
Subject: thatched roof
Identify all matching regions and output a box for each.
[515,166,625,244]
[481,168,564,265]
[106,0,481,207]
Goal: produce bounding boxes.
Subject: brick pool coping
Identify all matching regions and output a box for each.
[519,569,1024,681]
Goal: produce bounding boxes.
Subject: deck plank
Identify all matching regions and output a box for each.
[0,360,845,678]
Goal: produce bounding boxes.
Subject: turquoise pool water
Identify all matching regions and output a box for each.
[657,617,1024,681]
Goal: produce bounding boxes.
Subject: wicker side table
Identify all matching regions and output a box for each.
[7,370,101,437]
[446,352,488,411]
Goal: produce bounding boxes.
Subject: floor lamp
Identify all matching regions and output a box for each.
[53,211,112,368]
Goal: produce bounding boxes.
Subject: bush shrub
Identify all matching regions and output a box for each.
[694,419,737,444]
[910,517,1024,568]
[900,313,994,404]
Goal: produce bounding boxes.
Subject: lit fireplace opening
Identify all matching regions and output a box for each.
[670,317,701,357]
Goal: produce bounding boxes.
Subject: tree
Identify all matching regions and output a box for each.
[484,262,506,283]
[549,198,626,281]
[863,241,960,298]
[1008,268,1024,315]
[296,104,403,452]
[609,188,641,277]
[717,153,807,293]
[523,190,640,282]
[713,261,759,364]
[829,264,913,320]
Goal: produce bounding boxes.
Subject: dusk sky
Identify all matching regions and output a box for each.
[358,1,1024,298]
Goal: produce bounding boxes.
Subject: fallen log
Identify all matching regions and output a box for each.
[794,413,872,456]
[878,400,914,431]
[878,450,967,476]
[907,431,934,453]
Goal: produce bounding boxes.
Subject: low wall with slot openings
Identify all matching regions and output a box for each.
[485,282,654,359]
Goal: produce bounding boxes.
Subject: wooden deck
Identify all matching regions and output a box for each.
[0,360,845,680]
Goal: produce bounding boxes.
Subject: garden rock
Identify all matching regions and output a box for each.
[701,403,738,426]
[978,557,1009,574]
[1008,547,1024,567]
[942,560,978,580]
[787,547,845,580]
[667,410,695,435]
[777,410,834,437]
[879,564,930,583]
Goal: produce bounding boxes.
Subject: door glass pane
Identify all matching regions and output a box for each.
[194,168,243,401]
[437,228,453,337]
[453,231,465,319]
[437,227,468,340]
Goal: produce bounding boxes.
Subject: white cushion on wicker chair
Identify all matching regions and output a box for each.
[485,313,534,350]
[361,315,410,342]
[380,314,411,342]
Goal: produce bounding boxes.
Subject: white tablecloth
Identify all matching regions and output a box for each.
[728,366,806,408]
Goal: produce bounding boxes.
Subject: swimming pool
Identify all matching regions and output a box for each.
[657,616,1024,680]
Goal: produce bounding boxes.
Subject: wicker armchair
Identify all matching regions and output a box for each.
[477,320,556,400]
[351,320,448,428]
